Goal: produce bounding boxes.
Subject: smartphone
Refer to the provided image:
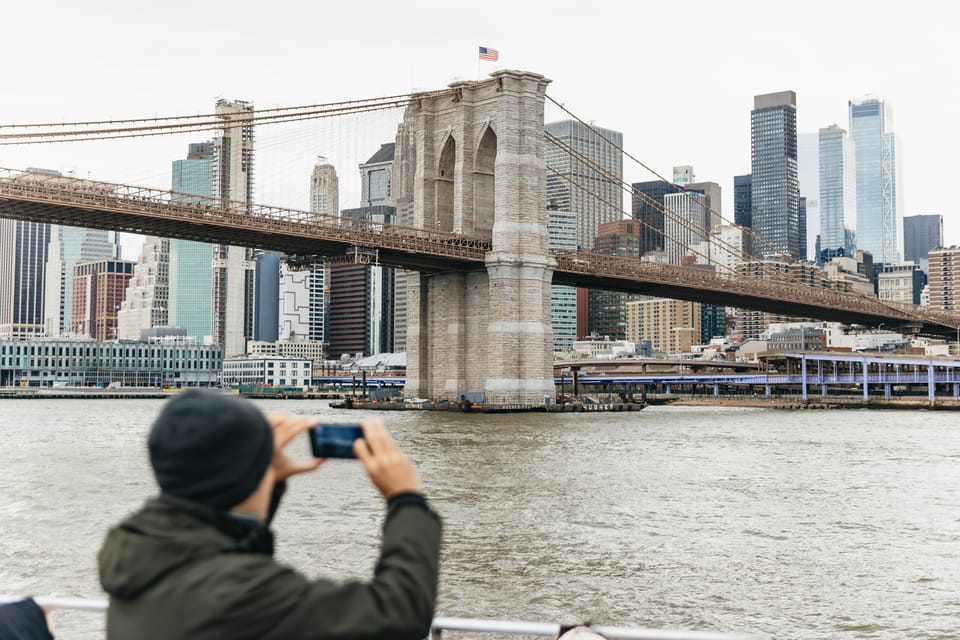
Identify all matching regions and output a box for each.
[309,424,364,458]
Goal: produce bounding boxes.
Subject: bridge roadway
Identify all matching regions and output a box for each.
[1,167,958,337]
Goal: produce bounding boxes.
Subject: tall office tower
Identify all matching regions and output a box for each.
[327,263,370,359]
[632,180,673,255]
[44,225,115,337]
[683,181,726,341]
[72,259,135,340]
[733,174,752,229]
[253,251,279,342]
[169,142,215,341]
[751,91,799,258]
[356,144,405,353]
[212,99,256,357]
[116,237,170,339]
[927,247,960,311]
[849,97,903,265]
[798,197,807,261]
[663,191,709,264]
[0,218,50,339]
[278,264,311,341]
[798,132,820,261]
[548,207,578,351]
[310,156,339,218]
[818,124,857,264]
[686,180,722,231]
[587,220,643,340]
[701,301,726,343]
[903,214,943,271]
[327,206,396,358]
[296,156,342,342]
[545,120,623,250]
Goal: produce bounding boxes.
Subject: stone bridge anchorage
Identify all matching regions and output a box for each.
[395,70,556,405]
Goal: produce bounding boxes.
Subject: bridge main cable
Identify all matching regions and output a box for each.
[0,90,455,144]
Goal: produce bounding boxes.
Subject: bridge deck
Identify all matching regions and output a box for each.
[1,167,957,337]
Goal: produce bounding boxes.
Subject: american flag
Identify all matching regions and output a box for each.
[479,46,499,62]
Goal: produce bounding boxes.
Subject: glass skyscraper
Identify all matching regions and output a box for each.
[849,97,902,265]
[818,124,857,264]
[548,207,577,352]
[169,143,215,340]
[545,120,623,250]
[733,174,752,229]
[254,250,280,342]
[903,214,943,269]
[632,180,673,255]
[750,91,799,258]
[797,132,820,261]
[0,219,50,339]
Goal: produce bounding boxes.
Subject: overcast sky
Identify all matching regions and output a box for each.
[3,0,957,259]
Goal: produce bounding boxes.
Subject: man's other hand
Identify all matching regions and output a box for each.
[267,410,323,482]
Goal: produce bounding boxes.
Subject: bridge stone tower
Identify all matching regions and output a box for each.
[394,70,556,406]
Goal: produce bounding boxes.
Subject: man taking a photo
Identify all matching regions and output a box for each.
[98,390,441,640]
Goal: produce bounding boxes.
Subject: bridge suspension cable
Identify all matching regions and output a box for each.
[545,93,807,272]
[0,90,451,145]
[545,130,804,293]
[544,125,936,327]
[545,132,757,278]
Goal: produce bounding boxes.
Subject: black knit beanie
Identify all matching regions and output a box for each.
[148,390,274,511]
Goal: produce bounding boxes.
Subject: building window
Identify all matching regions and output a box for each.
[368,169,387,204]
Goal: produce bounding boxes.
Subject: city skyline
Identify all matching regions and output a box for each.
[2,1,957,260]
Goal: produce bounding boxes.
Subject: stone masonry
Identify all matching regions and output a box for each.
[395,70,556,405]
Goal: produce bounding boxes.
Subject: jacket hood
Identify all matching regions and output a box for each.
[98,497,238,599]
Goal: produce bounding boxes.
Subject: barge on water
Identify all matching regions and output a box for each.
[331,396,646,413]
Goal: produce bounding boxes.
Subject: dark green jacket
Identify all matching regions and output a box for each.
[98,486,441,640]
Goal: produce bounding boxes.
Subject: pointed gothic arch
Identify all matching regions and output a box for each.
[436,135,456,232]
[473,125,497,236]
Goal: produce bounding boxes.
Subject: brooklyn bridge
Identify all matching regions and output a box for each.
[1,70,957,404]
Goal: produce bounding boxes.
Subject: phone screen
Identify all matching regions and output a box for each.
[309,424,364,458]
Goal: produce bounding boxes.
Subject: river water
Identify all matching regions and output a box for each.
[1,399,958,639]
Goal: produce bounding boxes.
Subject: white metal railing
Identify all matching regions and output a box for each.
[0,596,766,640]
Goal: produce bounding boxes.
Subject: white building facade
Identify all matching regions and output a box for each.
[222,356,312,390]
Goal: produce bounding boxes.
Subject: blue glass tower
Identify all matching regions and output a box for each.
[169,142,215,340]
[849,98,902,265]
[818,124,857,264]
